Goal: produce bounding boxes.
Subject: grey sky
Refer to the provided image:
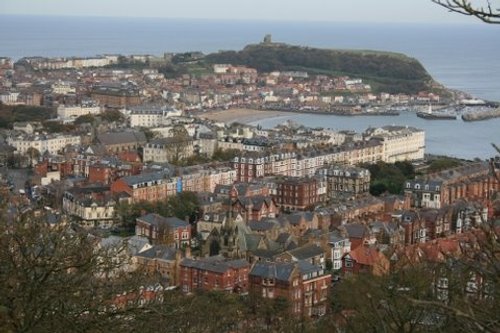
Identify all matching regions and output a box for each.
[0,0,475,23]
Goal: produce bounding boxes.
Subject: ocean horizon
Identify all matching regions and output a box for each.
[1,15,499,159]
[1,15,500,101]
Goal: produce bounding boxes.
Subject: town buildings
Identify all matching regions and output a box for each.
[365,125,425,163]
[57,102,101,121]
[135,213,191,248]
[319,165,371,201]
[404,162,500,209]
[274,176,323,211]
[97,131,147,153]
[143,137,195,163]
[7,133,81,155]
[127,106,183,128]
[249,260,330,317]
[91,83,141,108]
[180,256,250,293]
[62,186,116,229]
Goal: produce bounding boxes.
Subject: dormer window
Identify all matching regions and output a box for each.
[415,184,420,190]
[406,182,411,188]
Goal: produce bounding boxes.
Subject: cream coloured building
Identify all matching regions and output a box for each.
[8,133,81,155]
[127,107,182,128]
[57,104,101,120]
[365,126,425,163]
[63,187,116,229]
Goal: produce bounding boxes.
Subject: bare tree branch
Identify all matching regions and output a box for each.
[432,0,500,24]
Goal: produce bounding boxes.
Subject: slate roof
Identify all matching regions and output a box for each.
[137,213,188,229]
[135,244,177,261]
[288,244,324,260]
[126,235,151,256]
[251,248,283,259]
[276,232,292,244]
[282,211,315,226]
[244,233,263,252]
[343,223,369,239]
[250,261,296,281]
[329,231,347,244]
[237,195,274,211]
[248,220,277,231]
[98,131,146,146]
[297,260,323,275]
[181,257,249,273]
[121,171,169,186]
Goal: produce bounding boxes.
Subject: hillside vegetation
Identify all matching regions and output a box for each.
[0,103,56,129]
[205,43,435,94]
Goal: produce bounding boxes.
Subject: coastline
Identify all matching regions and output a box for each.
[199,108,289,124]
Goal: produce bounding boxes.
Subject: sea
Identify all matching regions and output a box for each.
[1,15,499,159]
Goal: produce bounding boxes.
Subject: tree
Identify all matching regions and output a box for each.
[25,147,40,168]
[74,114,96,125]
[0,211,153,332]
[432,0,500,24]
[166,125,191,165]
[101,110,125,123]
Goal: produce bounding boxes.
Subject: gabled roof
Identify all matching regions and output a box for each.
[348,245,387,267]
[276,232,292,244]
[288,243,324,260]
[250,261,296,281]
[244,233,264,252]
[98,131,146,146]
[181,257,249,273]
[342,223,369,239]
[297,260,323,275]
[248,220,278,231]
[120,171,169,186]
[135,244,177,261]
[137,213,189,229]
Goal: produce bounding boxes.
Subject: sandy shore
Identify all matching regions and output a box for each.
[199,108,290,124]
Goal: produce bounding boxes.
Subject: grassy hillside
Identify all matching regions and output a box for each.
[205,43,435,94]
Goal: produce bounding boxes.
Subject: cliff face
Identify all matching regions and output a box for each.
[206,43,435,94]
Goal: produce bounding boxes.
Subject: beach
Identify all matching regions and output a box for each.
[199,108,289,124]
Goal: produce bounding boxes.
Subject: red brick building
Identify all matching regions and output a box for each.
[404,162,500,209]
[180,257,250,293]
[232,155,265,182]
[274,177,322,211]
[88,164,112,184]
[134,245,184,286]
[249,260,330,317]
[34,158,73,178]
[111,171,176,203]
[136,213,191,248]
[232,196,279,222]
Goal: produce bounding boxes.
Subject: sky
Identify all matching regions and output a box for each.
[0,0,478,24]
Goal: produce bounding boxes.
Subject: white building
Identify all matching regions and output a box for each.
[365,125,425,163]
[127,107,183,128]
[51,81,76,95]
[8,133,81,155]
[0,91,20,105]
[329,232,351,271]
[57,104,101,120]
[143,137,194,163]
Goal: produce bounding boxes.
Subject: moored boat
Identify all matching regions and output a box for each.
[416,105,457,120]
